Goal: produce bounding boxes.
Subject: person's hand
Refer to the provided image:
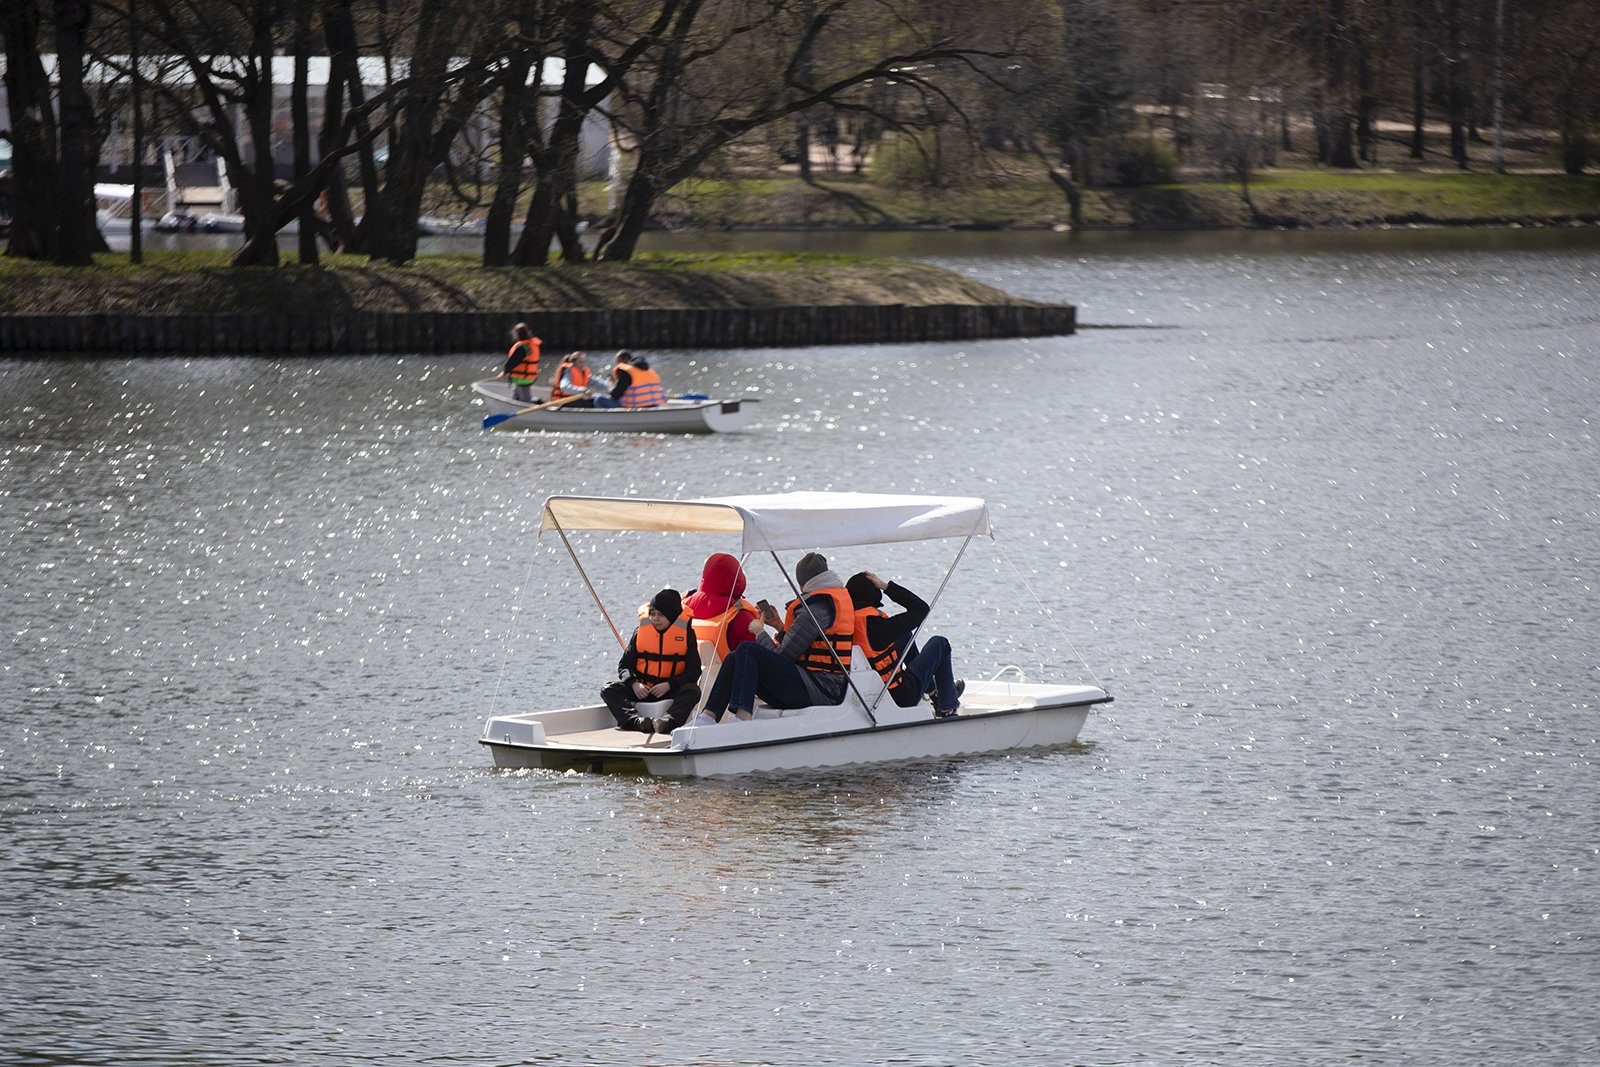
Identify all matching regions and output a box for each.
[747,616,766,636]
[759,602,782,629]
[631,681,651,700]
[648,681,670,698]
[637,602,651,620]
[865,571,887,591]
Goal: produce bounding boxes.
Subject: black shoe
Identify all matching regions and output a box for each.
[934,708,959,719]
[630,715,655,736]
[652,716,673,736]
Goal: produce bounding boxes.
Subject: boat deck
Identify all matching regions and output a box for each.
[551,725,676,751]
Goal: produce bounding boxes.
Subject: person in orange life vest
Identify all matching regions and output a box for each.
[498,322,542,402]
[847,571,964,718]
[685,552,764,660]
[593,351,666,409]
[700,552,854,722]
[601,588,703,736]
[548,350,596,405]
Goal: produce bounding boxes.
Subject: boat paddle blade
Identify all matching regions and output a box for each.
[677,393,709,401]
[482,411,518,429]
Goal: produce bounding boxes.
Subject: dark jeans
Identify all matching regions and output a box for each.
[887,635,960,712]
[601,679,702,730]
[703,642,818,717]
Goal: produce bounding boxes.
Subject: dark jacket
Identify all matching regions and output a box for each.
[860,581,930,663]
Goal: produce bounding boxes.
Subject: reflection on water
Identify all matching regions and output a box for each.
[3,228,1599,1065]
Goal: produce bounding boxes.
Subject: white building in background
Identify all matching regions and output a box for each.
[0,54,615,217]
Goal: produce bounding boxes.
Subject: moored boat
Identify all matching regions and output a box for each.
[472,378,758,434]
[480,493,1112,777]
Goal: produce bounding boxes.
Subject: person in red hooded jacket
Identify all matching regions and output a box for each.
[684,552,764,660]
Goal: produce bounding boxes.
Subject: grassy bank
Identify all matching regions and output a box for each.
[652,170,1600,231]
[0,251,1032,316]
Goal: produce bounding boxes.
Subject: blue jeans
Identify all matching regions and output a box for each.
[703,642,814,717]
[890,635,959,712]
[593,396,620,408]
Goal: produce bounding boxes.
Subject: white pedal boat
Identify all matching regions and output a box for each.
[480,492,1111,777]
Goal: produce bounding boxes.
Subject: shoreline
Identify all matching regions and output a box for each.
[0,303,1076,356]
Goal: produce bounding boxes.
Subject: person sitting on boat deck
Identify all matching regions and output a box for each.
[602,588,703,737]
[685,552,764,662]
[498,322,542,402]
[700,552,854,723]
[593,351,667,409]
[847,571,964,718]
[547,350,596,407]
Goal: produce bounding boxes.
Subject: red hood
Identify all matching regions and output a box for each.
[685,552,746,615]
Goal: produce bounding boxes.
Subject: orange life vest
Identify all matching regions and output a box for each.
[507,338,542,383]
[783,588,854,675]
[551,360,591,400]
[691,598,759,659]
[616,363,666,408]
[850,605,900,684]
[632,610,693,683]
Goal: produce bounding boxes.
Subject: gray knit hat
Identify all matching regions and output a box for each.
[795,552,829,587]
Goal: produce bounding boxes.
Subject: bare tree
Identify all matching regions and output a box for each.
[593,0,1017,261]
[2,0,107,262]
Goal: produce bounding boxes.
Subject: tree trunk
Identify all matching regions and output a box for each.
[1356,39,1378,164]
[483,49,536,267]
[324,0,380,256]
[1491,0,1505,173]
[513,12,594,266]
[293,0,319,265]
[1410,17,1426,159]
[230,23,281,267]
[593,170,658,261]
[52,0,97,265]
[2,0,61,259]
[316,47,358,251]
[1445,0,1468,167]
[1046,165,1082,229]
[130,0,144,264]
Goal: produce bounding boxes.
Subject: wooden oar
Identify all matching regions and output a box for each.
[482,393,584,429]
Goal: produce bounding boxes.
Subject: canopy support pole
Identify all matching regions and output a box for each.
[549,512,627,651]
[768,550,878,726]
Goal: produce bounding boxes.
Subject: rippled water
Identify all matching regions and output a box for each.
[3,229,1598,1065]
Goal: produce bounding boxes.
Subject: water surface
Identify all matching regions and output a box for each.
[3,228,1597,1065]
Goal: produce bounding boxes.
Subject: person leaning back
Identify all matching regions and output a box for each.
[847,570,964,717]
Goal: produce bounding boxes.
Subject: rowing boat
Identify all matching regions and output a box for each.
[472,379,759,434]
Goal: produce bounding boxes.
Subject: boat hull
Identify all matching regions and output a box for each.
[480,681,1108,777]
[472,379,757,434]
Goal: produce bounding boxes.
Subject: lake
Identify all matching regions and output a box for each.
[3,227,1598,1065]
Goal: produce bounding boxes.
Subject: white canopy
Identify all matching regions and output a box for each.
[539,492,991,554]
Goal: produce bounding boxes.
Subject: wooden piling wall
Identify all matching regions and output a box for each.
[0,303,1075,356]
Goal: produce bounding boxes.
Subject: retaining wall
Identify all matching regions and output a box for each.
[0,303,1075,356]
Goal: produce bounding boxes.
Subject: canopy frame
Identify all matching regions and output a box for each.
[538,492,992,726]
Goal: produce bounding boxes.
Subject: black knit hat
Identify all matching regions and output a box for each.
[846,572,883,609]
[649,588,682,619]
